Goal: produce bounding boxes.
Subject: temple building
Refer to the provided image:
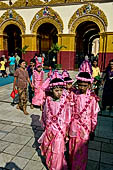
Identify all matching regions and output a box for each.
[0,0,113,70]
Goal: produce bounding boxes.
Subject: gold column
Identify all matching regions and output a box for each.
[0,34,4,50]
[99,32,113,53]
[58,34,76,51]
[22,34,37,51]
[57,34,76,65]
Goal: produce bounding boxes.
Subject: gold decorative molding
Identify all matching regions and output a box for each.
[68,3,108,33]
[67,0,81,2]
[13,0,44,7]
[0,9,26,34]
[47,0,65,5]
[0,2,9,9]
[71,16,105,34]
[30,7,64,34]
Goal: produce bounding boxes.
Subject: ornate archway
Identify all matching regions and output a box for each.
[30,7,64,34]
[68,4,108,33]
[68,4,108,69]
[0,9,26,34]
[0,9,26,56]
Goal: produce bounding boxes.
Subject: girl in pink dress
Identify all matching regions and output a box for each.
[79,55,93,75]
[69,72,100,170]
[32,63,44,107]
[38,70,72,170]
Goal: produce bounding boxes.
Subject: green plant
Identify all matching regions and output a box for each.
[48,43,66,54]
[55,64,62,70]
[16,45,29,54]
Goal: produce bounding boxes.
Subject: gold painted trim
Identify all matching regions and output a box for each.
[0,9,26,34]
[30,7,63,34]
[68,3,108,33]
[0,2,9,9]
[47,0,65,5]
[12,0,44,8]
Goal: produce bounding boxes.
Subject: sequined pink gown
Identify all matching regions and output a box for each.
[69,89,100,170]
[32,70,44,106]
[79,60,92,75]
[38,92,72,170]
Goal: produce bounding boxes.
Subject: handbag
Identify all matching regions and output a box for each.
[10,89,18,99]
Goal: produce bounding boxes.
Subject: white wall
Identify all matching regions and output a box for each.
[0,2,113,34]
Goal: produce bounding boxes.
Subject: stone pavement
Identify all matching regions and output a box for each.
[0,81,113,170]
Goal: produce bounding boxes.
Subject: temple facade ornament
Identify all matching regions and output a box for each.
[30,7,64,34]
[66,0,81,2]
[0,9,26,34]
[68,3,108,33]
[12,0,44,7]
[0,2,9,9]
[47,0,65,4]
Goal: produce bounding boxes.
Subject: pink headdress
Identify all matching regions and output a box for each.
[49,70,65,87]
[62,70,70,79]
[36,63,42,67]
[62,70,74,83]
[76,72,94,83]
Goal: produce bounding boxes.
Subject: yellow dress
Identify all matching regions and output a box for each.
[0,61,5,71]
[92,66,100,78]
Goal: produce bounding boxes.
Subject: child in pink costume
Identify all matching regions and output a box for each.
[62,70,75,103]
[79,55,93,75]
[32,63,44,107]
[41,67,53,91]
[38,70,72,170]
[69,72,100,170]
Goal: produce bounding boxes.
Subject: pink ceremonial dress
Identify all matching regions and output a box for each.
[32,70,44,106]
[38,91,73,170]
[69,89,100,170]
[79,60,92,75]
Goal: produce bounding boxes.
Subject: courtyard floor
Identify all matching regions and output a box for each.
[0,74,113,170]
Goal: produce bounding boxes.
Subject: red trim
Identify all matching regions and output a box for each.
[0,50,8,58]
[60,51,76,70]
[22,51,39,65]
[98,52,113,71]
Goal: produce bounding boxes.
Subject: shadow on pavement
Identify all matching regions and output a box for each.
[0,162,21,170]
[30,114,48,169]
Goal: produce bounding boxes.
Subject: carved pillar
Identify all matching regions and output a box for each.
[22,34,37,63]
[0,34,8,56]
[99,32,113,70]
[58,34,76,70]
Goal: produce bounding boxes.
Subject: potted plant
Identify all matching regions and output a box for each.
[48,43,66,69]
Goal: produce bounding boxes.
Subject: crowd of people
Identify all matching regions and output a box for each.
[0,52,113,169]
[0,52,20,77]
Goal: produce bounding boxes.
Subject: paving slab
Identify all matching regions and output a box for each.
[100,163,113,170]
[11,157,29,169]
[88,149,100,162]
[86,160,99,170]
[17,146,36,159]
[101,143,113,154]
[4,143,24,156]
[101,152,113,165]
[23,160,44,170]
[11,126,34,137]
[88,140,101,151]
[0,153,14,167]
[0,141,10,152]
[2,133,31,145]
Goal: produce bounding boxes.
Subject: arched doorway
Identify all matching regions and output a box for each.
[37,23,58,67]
[3,24,22,56]
[76,21,100,67]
